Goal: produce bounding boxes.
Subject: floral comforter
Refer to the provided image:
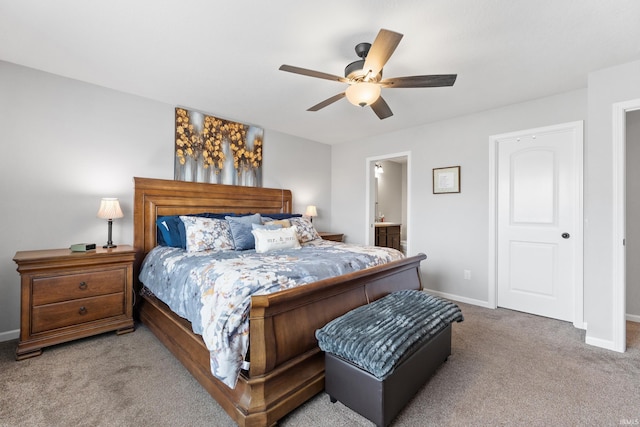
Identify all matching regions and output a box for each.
[138,239,403,388]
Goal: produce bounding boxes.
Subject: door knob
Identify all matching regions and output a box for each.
[562,233,570,239]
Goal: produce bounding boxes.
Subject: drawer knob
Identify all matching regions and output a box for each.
[78,306,87,315]
[78,281,88,290]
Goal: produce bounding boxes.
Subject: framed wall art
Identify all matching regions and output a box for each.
[174,107,263,187]
[433,166,460,194]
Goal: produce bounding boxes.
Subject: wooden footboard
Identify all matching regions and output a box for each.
[132,177,426,426]
[138,253,425,427]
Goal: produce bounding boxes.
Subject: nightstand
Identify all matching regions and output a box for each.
[13,245,135,360]
[318,232,344,242]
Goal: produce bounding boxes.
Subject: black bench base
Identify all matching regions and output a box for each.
[325,323,452,427]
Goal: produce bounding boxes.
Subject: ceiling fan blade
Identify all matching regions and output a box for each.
[380,74,457,88]
[279,64,348,83]
[362,29,403,79]
[307,93,346,111]
[370,96,393,120]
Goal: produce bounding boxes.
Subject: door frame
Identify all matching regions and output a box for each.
[612,98,640,352]
[365,151,411,253]
[488,121,584,328]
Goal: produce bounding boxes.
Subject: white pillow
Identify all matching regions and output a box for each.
[251,227,301,253]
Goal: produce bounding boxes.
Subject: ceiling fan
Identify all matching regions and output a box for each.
[279,29,457,120]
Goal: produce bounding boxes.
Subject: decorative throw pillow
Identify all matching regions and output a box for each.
[252,223,283,231]
[156,213,242,249]
[252,227,301,253]
[289,217,321,243]
[263,219,291,228]
[180,216,235,252]
[226,213,262,250]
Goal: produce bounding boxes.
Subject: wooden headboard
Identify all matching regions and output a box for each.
[133,176,292,257]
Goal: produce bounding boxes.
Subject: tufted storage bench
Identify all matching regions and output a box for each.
[316,290,463,427]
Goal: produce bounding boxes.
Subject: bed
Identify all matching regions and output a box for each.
[133,177,426,427]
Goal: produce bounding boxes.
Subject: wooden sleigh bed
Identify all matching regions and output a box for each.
[132,177,426,427]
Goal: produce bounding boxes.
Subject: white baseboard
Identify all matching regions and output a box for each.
[585,316,638,352]
[573,320,587,330]
[626,313,640,323]
[423,289,493,309]
[585,334,622,352]
[0,329,19,343]
[424,289,590,330]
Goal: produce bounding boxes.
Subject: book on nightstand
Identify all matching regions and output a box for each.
[70,243,96,252]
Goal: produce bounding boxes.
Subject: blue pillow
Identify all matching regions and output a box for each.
[200,212,241,220]
[156,216,183,248]
[262,213,302,220]
[156,221,168,246]
[226,214,262,250]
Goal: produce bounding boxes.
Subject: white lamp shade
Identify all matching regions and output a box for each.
[305,205,318,217]
[345,82,381,107]
[97,198,124,220]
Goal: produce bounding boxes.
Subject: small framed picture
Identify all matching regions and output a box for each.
[433,166,461,194]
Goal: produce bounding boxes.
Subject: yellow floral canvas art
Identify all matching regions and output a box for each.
[174,108,263,186]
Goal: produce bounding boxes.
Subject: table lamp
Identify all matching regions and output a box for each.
[305,205,318,223]
[97,198,124,248]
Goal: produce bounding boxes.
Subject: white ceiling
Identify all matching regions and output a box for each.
[1,0,639,144]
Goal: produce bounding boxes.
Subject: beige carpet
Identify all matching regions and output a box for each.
[1,302,639,426]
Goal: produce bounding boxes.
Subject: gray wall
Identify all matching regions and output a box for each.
[331,59,640,349]
[585,60,640,345]
[627,110,640,318]
[0,61,331,339]
[331,89,587,305]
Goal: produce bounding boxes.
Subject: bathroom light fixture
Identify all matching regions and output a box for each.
[97,198,124,248]
[375,162,384,178]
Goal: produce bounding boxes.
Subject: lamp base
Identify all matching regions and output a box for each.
[103,219,117,249]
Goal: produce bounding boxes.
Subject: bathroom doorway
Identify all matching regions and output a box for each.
[365,152,410,254]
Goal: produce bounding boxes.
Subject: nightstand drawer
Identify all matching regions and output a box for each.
[32,269,125,305]
[32,293,125,333]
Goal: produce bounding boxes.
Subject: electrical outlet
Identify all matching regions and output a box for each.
[464,270,471,280]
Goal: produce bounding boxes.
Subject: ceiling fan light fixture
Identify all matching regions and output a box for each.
[279,29,456,119]
[345,82,381,107]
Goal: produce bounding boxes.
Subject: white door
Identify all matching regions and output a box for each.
[496,123,582,322]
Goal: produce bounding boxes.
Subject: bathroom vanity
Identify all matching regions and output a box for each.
[375,223,401,251]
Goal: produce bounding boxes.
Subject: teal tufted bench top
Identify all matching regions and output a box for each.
[316,290,463,380]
